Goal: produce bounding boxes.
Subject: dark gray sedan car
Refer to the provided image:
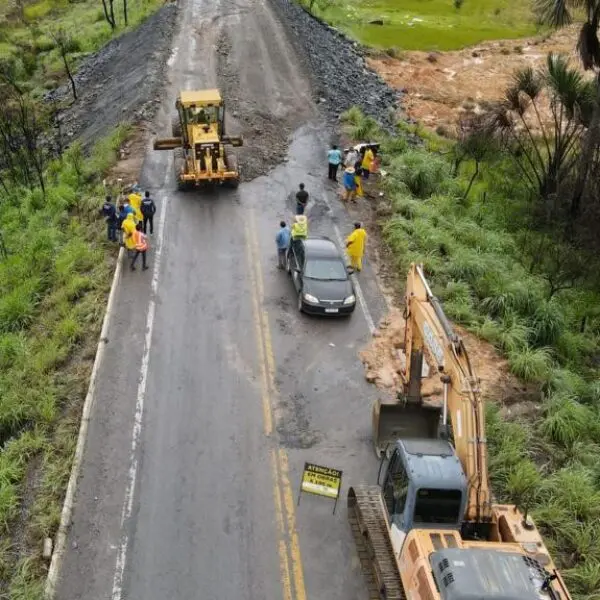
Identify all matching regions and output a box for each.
[286,236,356,316]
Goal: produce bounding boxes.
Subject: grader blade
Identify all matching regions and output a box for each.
[222,135,243,147]
[153,137,183,151]
[372,398,441,458]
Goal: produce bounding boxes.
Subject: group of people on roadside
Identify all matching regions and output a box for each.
[276,178,368,274]
[327,143,379,203]
[100,183,157,271]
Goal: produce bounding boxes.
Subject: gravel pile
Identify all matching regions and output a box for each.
[46,4,178,151]
[270,0,400,131]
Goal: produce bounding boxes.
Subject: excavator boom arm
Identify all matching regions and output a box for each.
[403,264,492,524]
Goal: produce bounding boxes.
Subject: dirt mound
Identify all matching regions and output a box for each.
[47,4,179,151]
[270,0,400,130]
[359,308,532,410]
[367,25,583,134]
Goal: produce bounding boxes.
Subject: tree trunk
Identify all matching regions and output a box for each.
[123,0,128,26]
[463,161,479,200]
[102,0,116,30]
[570,73,600,220]
[62,52,77,101]
[109,0,116,30]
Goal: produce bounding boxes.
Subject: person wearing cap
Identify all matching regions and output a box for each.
[342,166,357,202]
[346,222,367,272]
[289,214,308,266]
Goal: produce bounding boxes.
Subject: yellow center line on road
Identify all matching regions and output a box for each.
[244,219,273,437]
[244,211,308,600]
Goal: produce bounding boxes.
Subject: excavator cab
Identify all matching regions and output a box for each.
[377,439,467,551]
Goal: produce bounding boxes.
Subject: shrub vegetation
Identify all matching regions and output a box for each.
[341,105,600,599]
[0,1,157,597]
[0,0,163,96]
[0,124,129,597]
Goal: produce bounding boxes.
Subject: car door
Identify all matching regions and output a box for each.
[291,245,303,293]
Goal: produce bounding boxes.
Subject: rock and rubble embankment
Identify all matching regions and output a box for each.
[270,0,401,131]
[47,4,179,151]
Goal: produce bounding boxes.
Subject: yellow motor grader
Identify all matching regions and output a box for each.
[153,89,243,190]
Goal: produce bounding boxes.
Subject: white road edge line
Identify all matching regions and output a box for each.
[331,221,376,334]
[45,245,125,600]
[111,158,172,600]
[317,178,378,334]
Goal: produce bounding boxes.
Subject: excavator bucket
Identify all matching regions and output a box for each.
[153,137,183,151]
[372,398,441,458]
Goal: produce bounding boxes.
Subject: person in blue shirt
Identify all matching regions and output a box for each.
[275,220,291,269]
[327,144,343,182]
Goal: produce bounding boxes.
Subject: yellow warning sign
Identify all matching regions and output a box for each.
[300,462,342,500]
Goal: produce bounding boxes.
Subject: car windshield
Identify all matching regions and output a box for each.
[304,258,347,281]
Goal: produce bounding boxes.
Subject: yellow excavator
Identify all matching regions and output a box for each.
[348,263,571,600]
[153,89,242,190]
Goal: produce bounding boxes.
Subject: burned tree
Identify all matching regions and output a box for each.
[50,29,78,101]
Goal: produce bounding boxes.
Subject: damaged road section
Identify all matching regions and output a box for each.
[270,0,400,129]
[46,4,178,150]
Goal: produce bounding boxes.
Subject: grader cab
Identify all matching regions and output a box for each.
[153,89,243,190]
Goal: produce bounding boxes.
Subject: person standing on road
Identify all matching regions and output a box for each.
[276,220,291,269]
[122,212,137,255]
[344,146,358,169]
[354,156,364,198]
[346,222,367,272]
[117,203,128,246]
[130,222,149,271]
[295,183,309,215]
[361,146,375,180]
[289,214,308,266]
[141,191,157,235]
[327,144,342,182]
[101,196,118,242]
[128,184,143,223]
[342,167,357,203]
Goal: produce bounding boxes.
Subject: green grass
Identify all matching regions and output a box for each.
[0,125,129,596]
[0,0,163,96]
[307,0,541,51]
[342,107,600,599]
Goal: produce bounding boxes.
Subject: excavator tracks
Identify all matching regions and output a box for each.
[348,485,405,600]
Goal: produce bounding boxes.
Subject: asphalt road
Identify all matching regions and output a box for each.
[56,0,388,599]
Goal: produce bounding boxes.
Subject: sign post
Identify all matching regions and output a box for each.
[297,462,343,514]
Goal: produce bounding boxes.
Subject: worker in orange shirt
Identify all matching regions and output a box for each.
[130,222,149,271]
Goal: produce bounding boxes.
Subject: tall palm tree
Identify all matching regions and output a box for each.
[536,0,600,218]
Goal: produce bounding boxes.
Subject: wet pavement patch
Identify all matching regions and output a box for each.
[276,392,321,449]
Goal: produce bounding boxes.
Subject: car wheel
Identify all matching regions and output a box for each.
[297,293,304,313]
